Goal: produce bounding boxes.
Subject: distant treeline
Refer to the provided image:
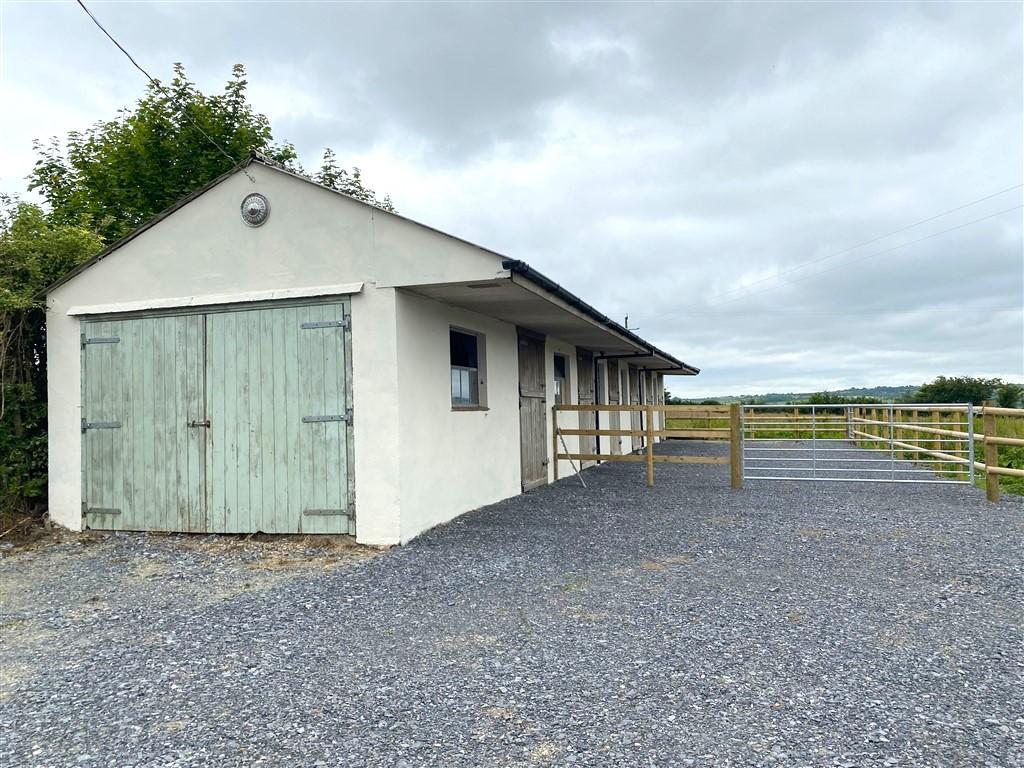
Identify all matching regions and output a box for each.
[673,377,1023,408]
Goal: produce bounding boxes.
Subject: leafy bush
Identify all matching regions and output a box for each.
[0,201,103,517]
[996,383,1023,409]
[913,376,1003,405]
[804,392,881,405]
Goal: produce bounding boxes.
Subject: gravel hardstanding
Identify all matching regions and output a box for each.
[1,441,1021,767]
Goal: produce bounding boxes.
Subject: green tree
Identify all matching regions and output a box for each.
[913,376,1001,406]
[314,148,395,212]
[30,64,393,243]
[0,200,104,517]
[996,383,1023,409]
[805,392,881,405]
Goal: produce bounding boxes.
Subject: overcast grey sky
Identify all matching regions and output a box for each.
[1,1,1021,397]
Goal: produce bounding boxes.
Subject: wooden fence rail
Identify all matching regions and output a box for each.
[552,403,743,489]
[553,401,1023,500]
[848,401,1024,501]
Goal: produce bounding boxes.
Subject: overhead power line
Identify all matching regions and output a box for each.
[75,0,254,181]
[710,204,1023,307]
[711,182,1023,302]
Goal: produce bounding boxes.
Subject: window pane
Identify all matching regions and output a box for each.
[450,330,478,368]
[451,365,479,406]
[553,355,567,379]
[450,329,482,407]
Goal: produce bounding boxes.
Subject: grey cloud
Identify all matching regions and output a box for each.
[3,1,1021,396]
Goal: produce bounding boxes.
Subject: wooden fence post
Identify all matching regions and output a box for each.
[931,410,941,474]
[646,404,655,487]
[730,403,743,489]
[552,405,559,483]
[983,400,999,502]
[895,408,904,460]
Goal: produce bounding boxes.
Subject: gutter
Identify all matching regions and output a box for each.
[501,259,699,375]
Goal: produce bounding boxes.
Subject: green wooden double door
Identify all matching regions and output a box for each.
[81,301,354,534]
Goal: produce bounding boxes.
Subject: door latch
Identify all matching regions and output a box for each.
[187,419,211,428]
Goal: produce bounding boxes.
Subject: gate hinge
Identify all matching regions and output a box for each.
[81,334,120,347]
[301,316,350,330]
[301,408,352,425]
[82,419,122,432]
[83,506,121,516]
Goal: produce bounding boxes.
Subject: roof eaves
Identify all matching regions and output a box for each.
[501,259,699,375]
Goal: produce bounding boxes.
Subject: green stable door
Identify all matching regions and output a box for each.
[81,301,354,534]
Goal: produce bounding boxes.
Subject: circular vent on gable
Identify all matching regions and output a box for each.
[240,193,270,227]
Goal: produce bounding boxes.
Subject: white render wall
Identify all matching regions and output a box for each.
[46,165,507,544]
[393,291,598,539]
[394,291,521,542]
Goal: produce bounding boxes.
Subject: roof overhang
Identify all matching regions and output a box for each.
[403,272,698,374]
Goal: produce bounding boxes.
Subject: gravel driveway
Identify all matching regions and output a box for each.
[1,441,1022,767]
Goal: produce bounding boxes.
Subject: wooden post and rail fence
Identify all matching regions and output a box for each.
[832,401,1024,502]
[551,403,743,489]
[552,400,1024,500]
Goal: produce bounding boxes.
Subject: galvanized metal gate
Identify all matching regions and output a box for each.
[81,300,354,533]
[741,404,975,484]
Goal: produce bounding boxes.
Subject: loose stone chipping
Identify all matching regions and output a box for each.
[0,441,1021,767]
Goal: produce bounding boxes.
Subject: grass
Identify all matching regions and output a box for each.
[973,415,1024,495]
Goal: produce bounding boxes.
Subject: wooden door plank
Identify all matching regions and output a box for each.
[517,331,548,490]
[157,318,176,531]
[185,314,205,532]
[171,316,187,531]
[129,319,146,530]
[237,311,254,533]
[268,307,287,533]
[207,312,226,533]
[260,308,280,534]
[284,306,302,533]
[297,305,316,532]
[147,317,163,530]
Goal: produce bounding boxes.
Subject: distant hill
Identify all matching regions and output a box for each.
[681,385,920,405]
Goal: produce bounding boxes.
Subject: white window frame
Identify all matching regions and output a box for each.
[553,353,570,406]
[450,326,487,410]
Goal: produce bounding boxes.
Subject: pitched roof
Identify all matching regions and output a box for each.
[46,152,697,373]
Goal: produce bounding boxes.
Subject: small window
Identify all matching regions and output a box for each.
[450,328,485,408]
[554,354,569,405]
